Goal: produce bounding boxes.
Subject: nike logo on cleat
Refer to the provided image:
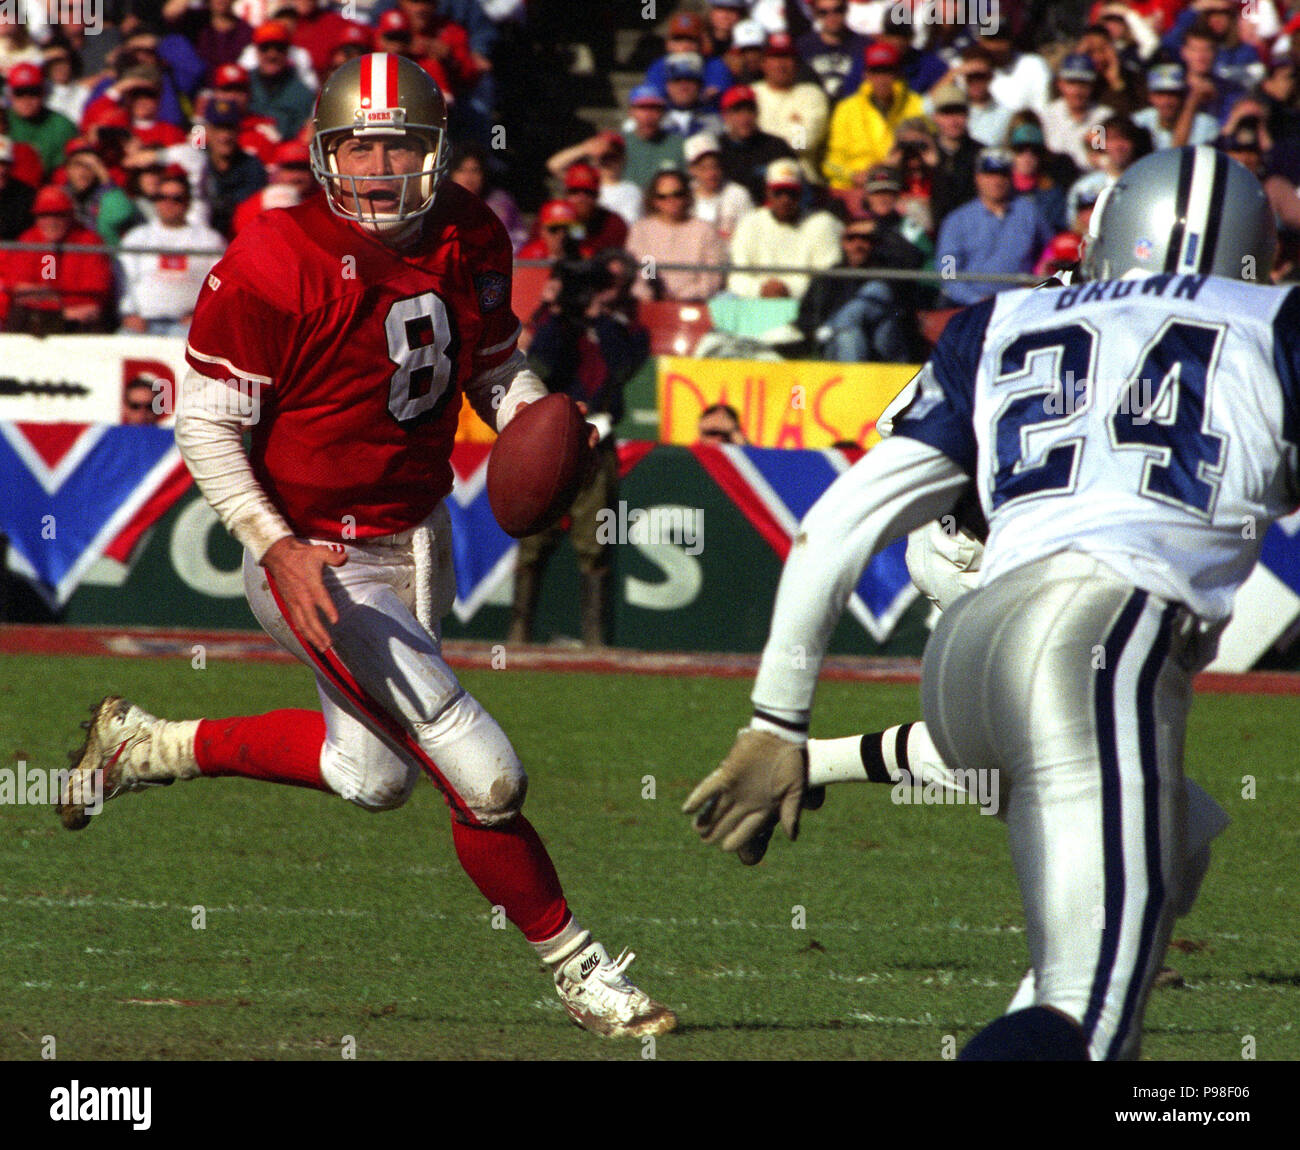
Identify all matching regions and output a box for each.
[579,953,601,978]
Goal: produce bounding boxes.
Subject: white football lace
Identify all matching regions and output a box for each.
[595,948,637,990]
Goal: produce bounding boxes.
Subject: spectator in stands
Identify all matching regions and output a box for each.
[201,63,282,167]
[953,46,1013,148]
[1034,230,1084,280]
[660,52,725,138]
[517,200,582,264]
[121,375,163,425]
[1095,1,1161,66]
[249,21,315,141]
[1215,117,1269,179]
[622,85,686,189]
[797,215,917,362]
[727,157,842,299]
[198,96,268,237]
[86,25,197,130]
[1258,55,1300,156]
[231,140,316,234]
[685,131,754,239]
[1163,2,1265,105]
[0,135,33,240]
[1042,53,1109,173]
[926,80,979,231]
[872,9,947,96]
[42,41,89,127]
[63,138,141,245]
[449,141,527,252]
[118,172,225,337]
[627,168,727,302]
[0,185,114,334]
[0,15,42,77]
[547,130,642,228]
[564,161,629,254]
[166,0,255,74]
[1179,16,1246,123]
[718,83,797,203]
[797,0,867,103]
[1076,20,1145,116]
[935,147,1054,307]
[887,116,937,239]
[121,68,188,150]
[6,62,77,178]
[1065,113,1153,220]
[723,19,768,86]
[646,9,733,106]
[236,6,319,93]
[706,0,750,55]
[981,18,1053,116]
[327,22,375,74]
[822,39,924,191]
[510,256,649,648]
[754,32,830,185]
[290,0,365,83]
[859,162,931,268]
[1007,120,1070,234]
[696,402,748,444]
[1133,62,1221,149]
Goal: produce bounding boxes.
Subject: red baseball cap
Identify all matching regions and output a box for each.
[668,12,705,39]
[84,103,131,131]
[274,140,311,166]
[64,136,96,158]
[33,185,74,215]
[720,84,757,111]
[377,9,412,36]
[335,22,374,48]
[564,161,600,192]
[864,40,903,70]
[765,32,796,57]
[253,20,292,45]
[1045,232,1082,265]
[212,63,249,89]
[8,62,44,90]
[539,200,578,227]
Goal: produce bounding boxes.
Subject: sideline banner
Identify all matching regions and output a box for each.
[657,355,918,448]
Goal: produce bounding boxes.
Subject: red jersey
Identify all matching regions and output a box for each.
[185,183,520,541]
[0,224,113,319]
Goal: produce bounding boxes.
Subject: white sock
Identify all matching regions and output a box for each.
[532,917,590,971]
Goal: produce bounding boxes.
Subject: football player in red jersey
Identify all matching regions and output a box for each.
[58,54,676,1041]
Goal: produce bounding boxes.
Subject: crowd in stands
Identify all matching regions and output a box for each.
[1,1,1299,356]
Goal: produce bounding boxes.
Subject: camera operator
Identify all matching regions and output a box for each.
[507,253,650,648]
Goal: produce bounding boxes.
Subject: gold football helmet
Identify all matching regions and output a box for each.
[309,53,450,230]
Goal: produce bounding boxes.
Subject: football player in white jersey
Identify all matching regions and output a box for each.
[685,145,1292,1060]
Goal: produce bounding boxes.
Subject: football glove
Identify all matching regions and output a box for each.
[684,728,810,863]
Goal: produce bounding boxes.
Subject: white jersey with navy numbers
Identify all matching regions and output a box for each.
[890,274,1300,621]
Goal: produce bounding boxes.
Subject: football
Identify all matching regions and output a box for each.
[487,393,592,538]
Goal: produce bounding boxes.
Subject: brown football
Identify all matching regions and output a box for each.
[487,393,592,538]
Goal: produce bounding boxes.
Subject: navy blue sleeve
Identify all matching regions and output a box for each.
[1272,286,1300,492]
[890,295,996,476]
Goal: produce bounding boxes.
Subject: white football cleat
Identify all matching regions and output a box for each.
[554,941,677,1038]
[58,696,179,831]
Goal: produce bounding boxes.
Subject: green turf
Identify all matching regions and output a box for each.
[0,652,1296,1061]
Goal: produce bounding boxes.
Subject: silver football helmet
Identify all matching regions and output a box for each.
[310,52,451,232]
[1078,145,1276,282]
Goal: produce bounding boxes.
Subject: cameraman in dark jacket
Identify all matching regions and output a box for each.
[507,252,649,648]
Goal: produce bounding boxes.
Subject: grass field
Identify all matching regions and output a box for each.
[1,651,1297,1062]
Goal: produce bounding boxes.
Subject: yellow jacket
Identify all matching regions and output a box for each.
[822,81,928,190]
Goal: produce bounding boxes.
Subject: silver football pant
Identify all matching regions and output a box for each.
[921,550,1210,1061]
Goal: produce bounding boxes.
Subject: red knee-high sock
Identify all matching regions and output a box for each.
[451,815,572,943]
[194,710,329,791]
